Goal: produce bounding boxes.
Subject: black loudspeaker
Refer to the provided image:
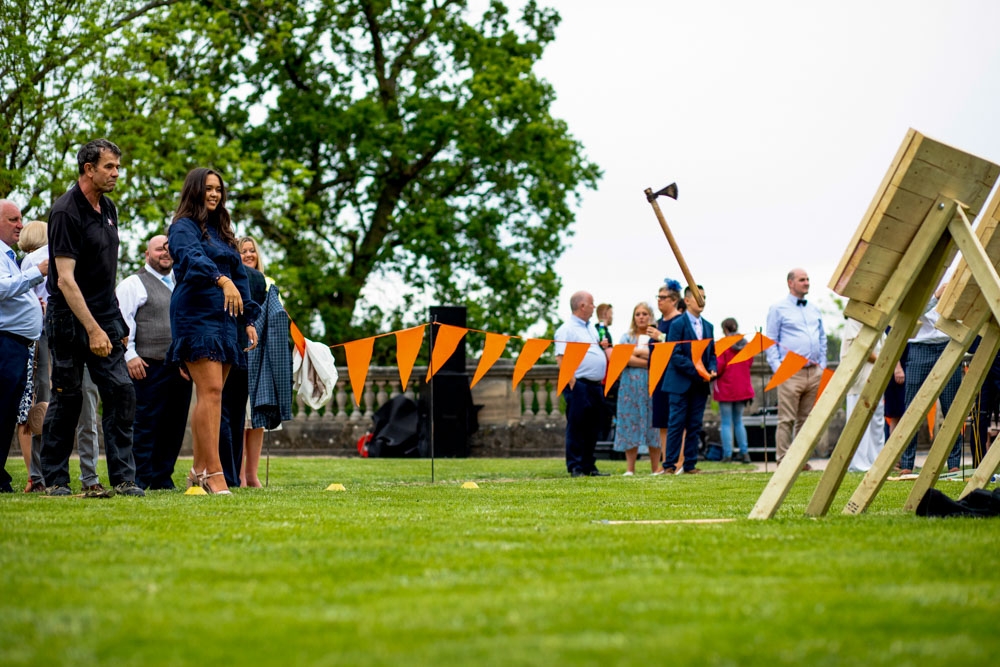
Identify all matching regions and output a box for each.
[420,374,477,458]
[429,305,466,374]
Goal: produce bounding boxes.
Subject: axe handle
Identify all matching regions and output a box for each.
[644,188,704,307]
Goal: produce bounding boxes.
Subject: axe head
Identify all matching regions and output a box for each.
[645,182,678,202]
[657,183,678,200]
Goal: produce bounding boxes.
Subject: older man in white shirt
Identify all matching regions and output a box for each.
[554,290,609,477]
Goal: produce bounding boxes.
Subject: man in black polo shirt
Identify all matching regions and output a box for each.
[40,139,144,497]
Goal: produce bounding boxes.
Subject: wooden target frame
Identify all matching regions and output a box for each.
[749,129,1000,519]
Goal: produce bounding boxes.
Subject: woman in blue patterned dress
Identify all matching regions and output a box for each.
[167,168,259,495]
[613,302,663,475]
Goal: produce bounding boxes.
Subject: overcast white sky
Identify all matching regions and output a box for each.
[519,0,1000,340]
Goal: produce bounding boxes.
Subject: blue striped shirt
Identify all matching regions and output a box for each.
[0,241,45,340]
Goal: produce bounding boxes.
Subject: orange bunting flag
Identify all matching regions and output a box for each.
[471,332,511,389]
[691,339,713,381]
[557,342,592,395]
[927,403,937,436]
[714,334,745,357]
[765,351,808,391]
[394,325,425,392]
[289,320,307,358]
[814,367,835,405]
[729,332,775,365]
[512,339,552,390]
[426,324,469,382]
[342,337,375,406]
[648,342,676,396]
[605,344,636,395]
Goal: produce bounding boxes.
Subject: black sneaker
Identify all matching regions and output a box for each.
[114,481,145,497]
[45,485,73,497]
[83,483,115,499]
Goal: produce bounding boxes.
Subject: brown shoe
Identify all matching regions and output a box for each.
[23,479,45,493]
[83,483,115,499]
[658,466,677,475]
[947,467,960,473]
[801,463,813,471]
[682,468,703,474]
[898,469,913,475]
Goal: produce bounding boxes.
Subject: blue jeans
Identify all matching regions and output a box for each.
[718,401,748,459]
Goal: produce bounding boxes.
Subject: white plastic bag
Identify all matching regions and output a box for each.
[292,338,339,410]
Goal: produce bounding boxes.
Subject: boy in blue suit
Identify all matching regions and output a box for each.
[662,285,717,474]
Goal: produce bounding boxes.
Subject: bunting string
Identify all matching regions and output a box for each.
[310,320,818,406]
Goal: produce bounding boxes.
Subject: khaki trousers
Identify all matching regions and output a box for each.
[775,365,822,461]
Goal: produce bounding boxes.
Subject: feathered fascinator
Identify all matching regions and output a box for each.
[664,278,682,293]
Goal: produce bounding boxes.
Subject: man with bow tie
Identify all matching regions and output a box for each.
[765,268,827,468]
[116,234,192,489]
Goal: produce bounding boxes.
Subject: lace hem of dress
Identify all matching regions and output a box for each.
[167,336,246,369]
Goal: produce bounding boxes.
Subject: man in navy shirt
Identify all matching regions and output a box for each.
[39,139,144,497]
[0,200,48,492]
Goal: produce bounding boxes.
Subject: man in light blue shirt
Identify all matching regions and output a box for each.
[765,268,827,468]
[0,200,48,492]
[554,290,609,477]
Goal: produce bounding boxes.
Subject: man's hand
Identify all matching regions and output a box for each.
[645,326,663,342]
[36,259,49,276]
[893,361,905,385]
[127,356,148,380]
[87,326,113,357]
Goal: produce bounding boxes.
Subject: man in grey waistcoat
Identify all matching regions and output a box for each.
[115,235,192,489]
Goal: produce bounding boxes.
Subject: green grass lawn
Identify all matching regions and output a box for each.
[1,457,997,666]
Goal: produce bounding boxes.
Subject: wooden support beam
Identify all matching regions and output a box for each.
[904,320,1000,511]
[843,300,888,331]
[947,208,1000,326]
[959,431,1000,499]
[747,332,869,519]
[843,305,988,515]
[805,236,951,516]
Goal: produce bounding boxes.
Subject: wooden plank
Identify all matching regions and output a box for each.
[830,129,920,290]
[913,135,1000,184]
[904,321,1000,511]
[852,243,904,278]
[830,130,999,302]
[866,202,924,248]
[843,304,988,515]
[867,198,957,316]
[896,159,995,209]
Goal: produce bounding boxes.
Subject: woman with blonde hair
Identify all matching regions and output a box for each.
[613,302,662,474]
[236,235,278,487]
[15,221,49,491]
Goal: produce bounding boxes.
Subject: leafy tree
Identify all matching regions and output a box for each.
[225,0,601,353]
[5,0,600,361]
[0,0,178,215]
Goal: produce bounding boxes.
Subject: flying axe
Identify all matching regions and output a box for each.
[644,183,704,307]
